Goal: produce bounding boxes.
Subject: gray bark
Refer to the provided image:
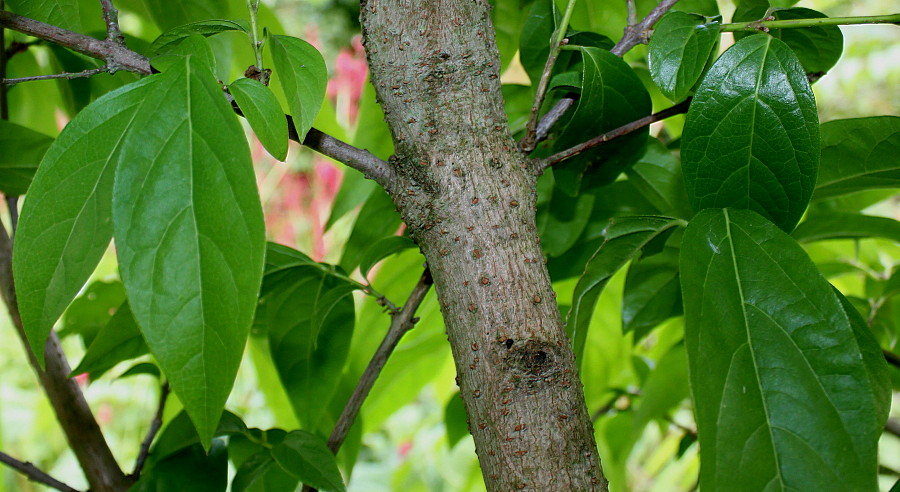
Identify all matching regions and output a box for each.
[360,1,607,489]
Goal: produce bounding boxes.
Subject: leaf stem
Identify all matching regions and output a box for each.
[245,0,264,71]
[99,0,125,45]
[131,382,170,478]
[2,66,110,85]
[520,0,578,153]
[0,450,81,492]
[720,13,900,32]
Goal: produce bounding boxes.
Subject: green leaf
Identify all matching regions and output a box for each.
[631,345,689,433]
[269,35,327,141]
[492,0,532,73]
[6,0,81,32]
[119,361,160,379]
[682,36,819,232]
[680,208,882,491]
[648,12,720,103]
[232,450,299,492]
[813,116,900,199]
[152,34,218,73]
[673,0,719,16]
[58,280,126,345]
[0,121,53,195]
[359,236,417,279]
[70,302,148,380]
[271,431,346,492]
[141,0,229,32]
[537,184,595,257]
[13,76,157,366]
[112,58,265,448]
[622,247,682,342]
[567,216,684,364]
[444,393,469,448]
[792,213,900,244]
[553,47,652,194]
[257,244,356,431]
[340,188,403,273]
[625,138,693,219]
[733,8,843,75]
[518,0,558,86]
[230,77,289,161]
[152,410,249,462]
[151,19,249,54]
[131,442,228,492]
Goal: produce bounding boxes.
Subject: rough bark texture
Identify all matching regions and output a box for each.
[360,1,606,489]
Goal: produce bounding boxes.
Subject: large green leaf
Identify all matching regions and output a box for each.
[257,244,356,431]
[648,11,720,103]
[733,8,843,75]
[813,116,900,199]
[792,213,900,244]
[6,0,81,32]
[230,77,289,161]
[553,47,652,194]
[112,58,265,447]
[151,19,249,54]
[682,36,819,231]
[269,35,327,142]
[271,431,346,492]
[0,121,53,195]
[680,208,883,491]
[567,216,684,364]
[70,302,148,381]
[13,77,156,366]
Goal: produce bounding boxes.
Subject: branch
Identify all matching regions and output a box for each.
[99,0,125,45]
[0,10,150,74]
[721,13,900,32]
[326,269,433,454]
[132,382,170,478]
[610,0,679,56]
[0,450,81,492]
[537,98,691,171]
[887,418,900,439]
[885,349,900,370]
[2,66,110,85]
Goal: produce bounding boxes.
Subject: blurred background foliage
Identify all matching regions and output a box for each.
[0,0,897,490]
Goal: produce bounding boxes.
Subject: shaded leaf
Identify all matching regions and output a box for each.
[70,302,147,380]
[57,279,125,345]
[0,120,53,195]
[792,213,900,244]
[680,208,882,490]
[230,77,289,161]
[444,393,469,448]
[232,450,298,492]
[631,345,689,433]
[625,138,693,219]
[152,410,249,462]
[813,116,900,199]
[151,34,218,73]
[13,76,157,366]
[733,8,843,74]
[119,361,160,379]
[682,36,819,231]
[141,0,228,32]
[518,0,558,86]
[622,247,682,342]
[270,35,327,141]
[340,188,403,273]
[151,19,249,54]
[648,11,720,103]
[6,0,81,32]
[537,184,595,257]
[359,236,417,279]
[492,0,532,73]
[271,431,346,492]
[112,58,265,447]
[131,441,228,492]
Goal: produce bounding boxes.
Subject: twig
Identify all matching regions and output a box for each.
[537,98,691,171]
[720,13,900,32]
[98,0,125,45]
[6,195,17,235]
[327,269,433,454]
[534,96,576,144]
[885,349,900,370]
[132,382,170,478]
[626,0,638,27]
[0,450,81,492]
[610,0,679,56]
[0,1,7,121]
[2,66,109,85]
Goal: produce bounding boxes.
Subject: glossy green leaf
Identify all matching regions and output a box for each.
[813,116,900,199]
[270,35,327,141]
[0,121,53,195]
[13,76,156,366]
[359,236,417,279]
[151,19,249,54]
[553,47,652,194]
[230,77,289,161]
[257,244,356,431]
[733,8,843,75]
[70,302,148,380]
[648,12,720,103]
[567,216,684,364]
[682,36,819,231]
[680,208,882,491]
[232,450,298,492]
[152,33,218,73]
[444,393,469,448]
[625,138,693,219]
[792,213,900,244]
[141,0,229,32]
[6,0,81,32]
[112,58,265,447]
[622,247,682,341]
[131,442,228,492]
[271,431,346,492]
[340,188,403,272]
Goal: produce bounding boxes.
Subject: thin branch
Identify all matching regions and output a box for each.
[721,13,900,32]
[520,0,578,152]
[6,195,17,236]
[0,9,151,74]
[2,66,110,85]
[0,451,81,492]
[610,0,679,56]
[132,382,170,478]
[98,0,125,45]
[885,349,900,370]
[537,98,691,171]
[626,0,638,27]
[534,96,575,143]
[326,269,433,454]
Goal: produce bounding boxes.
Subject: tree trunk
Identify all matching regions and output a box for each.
[360,1,607,489]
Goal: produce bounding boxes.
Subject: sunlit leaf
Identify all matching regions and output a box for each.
[792,213,900,244]
[151,19,249,54]
[270,35,327,141]
[813,116,900,199]
[271,431,346,492]
[648,11,720,103]
[230,77,289,161]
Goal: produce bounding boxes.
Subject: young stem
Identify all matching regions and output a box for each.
[720,13,900,32]
[245,0,264,71]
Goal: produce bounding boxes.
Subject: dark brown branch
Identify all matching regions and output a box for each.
[132,382,170,478]
[519,39,569,153]
[533,96,575,144]
[327,269,433,454]
[99,0,125,45]
[537,98,691,171]
[2,66,109,85]
[610,0,679,56]
[0,10,150,74]
[0,450,81,492]
[885,349,900,369]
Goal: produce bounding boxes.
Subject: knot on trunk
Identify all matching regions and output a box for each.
[502,339,563,393]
